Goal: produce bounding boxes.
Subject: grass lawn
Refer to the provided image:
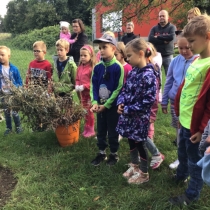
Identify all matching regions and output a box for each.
[0,35,209,209]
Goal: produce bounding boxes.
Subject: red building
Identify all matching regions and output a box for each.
[92,4,175,40]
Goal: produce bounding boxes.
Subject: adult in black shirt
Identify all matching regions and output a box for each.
[121,21,138,45]
[68,19,88,65]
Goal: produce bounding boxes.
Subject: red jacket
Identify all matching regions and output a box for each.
[76,63,92,90]
[175,68,210,135]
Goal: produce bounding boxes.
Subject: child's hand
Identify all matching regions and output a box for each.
[117,104,124,114]
[162,108,168,114]
[97,105,106,113]
[190,132,202,144]
[205,146,210,154]
[206,136,210,143]
[79,85,84,92]
[90,104,99,113]
[150,119,155,123]
[75,85,80,92]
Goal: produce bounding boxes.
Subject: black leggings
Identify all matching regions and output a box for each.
[128,139,148,160]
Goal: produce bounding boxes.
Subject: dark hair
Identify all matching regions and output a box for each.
[72,19,85,32]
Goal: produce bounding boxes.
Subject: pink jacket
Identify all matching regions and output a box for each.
[60,32,76,44]
[76,63,92,90]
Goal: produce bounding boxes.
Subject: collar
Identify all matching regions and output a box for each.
[102,56,117,67]
[127,32,134,37]
[158,22,170,28]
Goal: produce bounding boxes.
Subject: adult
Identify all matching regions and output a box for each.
[187,7,201,23]
[121,21,138,45]
[68,19,88,65]
[148,10,176,75]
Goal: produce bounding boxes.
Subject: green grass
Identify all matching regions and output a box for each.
[0,37,210,209]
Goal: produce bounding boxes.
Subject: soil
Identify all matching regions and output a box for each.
[0,165,17,208]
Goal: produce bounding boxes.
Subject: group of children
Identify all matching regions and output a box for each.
[1,12,210,207]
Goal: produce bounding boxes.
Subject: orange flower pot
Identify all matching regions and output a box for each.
[55,121,80,147]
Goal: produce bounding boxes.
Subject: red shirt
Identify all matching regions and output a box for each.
[123,63,132,83]
[26,60,52,85]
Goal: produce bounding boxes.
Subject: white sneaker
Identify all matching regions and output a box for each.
[169,159,179,169]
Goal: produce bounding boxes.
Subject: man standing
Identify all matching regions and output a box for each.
[148,10,176,75]
[121,21,138,45]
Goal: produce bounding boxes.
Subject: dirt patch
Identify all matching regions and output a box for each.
[0,166,17,208]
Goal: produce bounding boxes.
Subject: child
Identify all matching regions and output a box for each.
[114,42,132,83]
[197,146,210,187]
[90,34,124,166]
[169,15,210,206]
[26,41,52,89]
[161,34,197,170]
[96,31,115,63]
[75,45,96,137]
[187,7,201,23]
[0,46,23,135]
[59,21,77,44]
[116,38,157,184]
[53,39,77,96]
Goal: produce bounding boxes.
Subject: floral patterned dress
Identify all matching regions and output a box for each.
[116,64,157,141]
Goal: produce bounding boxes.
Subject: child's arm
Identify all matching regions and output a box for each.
[199,120,210,156]
[161,60,174,113]
[123,72,157,114]
[90,66,99,105]
[12,66,23,87]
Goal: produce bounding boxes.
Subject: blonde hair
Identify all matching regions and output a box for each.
[183,14,210,37]
[33,41,47,53]
[104,30,115,38]
[55,39,70,51]
[187,7,201,17]
[79,45,96,69]
[0,46,11,55]
[126,38,152,58]
[116,42,126,59]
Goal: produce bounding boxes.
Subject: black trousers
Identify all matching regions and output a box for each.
[96,106,119,153]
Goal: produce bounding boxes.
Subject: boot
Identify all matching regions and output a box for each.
[128,171,149,184]
[84,125,95,138]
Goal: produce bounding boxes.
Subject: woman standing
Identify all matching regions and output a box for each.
[68,19,88,65]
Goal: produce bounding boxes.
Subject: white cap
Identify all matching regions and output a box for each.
[59,21,70,28]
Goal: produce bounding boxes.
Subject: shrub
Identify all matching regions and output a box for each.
[10,25,59,50]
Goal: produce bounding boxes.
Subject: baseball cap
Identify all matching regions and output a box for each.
[93,34,117,46]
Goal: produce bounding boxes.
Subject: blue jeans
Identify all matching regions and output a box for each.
[162,55,173,76]
[176,126,203,200]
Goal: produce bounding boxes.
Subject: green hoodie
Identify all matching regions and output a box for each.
[52,55,77,94]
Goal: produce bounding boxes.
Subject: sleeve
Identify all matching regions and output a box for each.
[124,72,157,114]
[157,25,176,42]
[90,66,99,105]
[75,66,80,86]
[161,59,174,107]
[199,88,210,133]
[83,67,92,90]
[46,62,53,81]
[104,65,124,109]
[148,27,165,45]
[14,67,23,87]
[199,120,210,156]
[174,80,185,117]
[70,61,77,86]
[150,88,159,121]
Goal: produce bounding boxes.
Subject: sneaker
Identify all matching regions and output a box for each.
[172,174,188,184]
[106,154,119,166]
[4,128,12,136]
[128,171,149,184]
[169,159,179,169]
[123,163,140,179]
[150,153,165,169]
[91,153,107,166]
[169,194,193,206]
[16,127,23,134]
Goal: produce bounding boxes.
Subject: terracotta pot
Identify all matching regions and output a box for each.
[55,121,80,147]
